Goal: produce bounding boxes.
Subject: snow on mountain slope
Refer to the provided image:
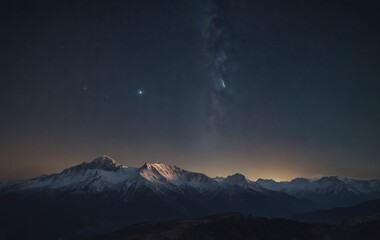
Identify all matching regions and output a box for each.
[2,155,380,207]
[138,162,218,192]
[221,173,264,192]
[337,177,380,194]
[3,155,380,240]
[2,156,139,193]
[0,156,234,195]
[257,176,380,196]
[256,176,380,207]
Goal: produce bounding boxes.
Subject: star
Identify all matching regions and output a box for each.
[137,89,144,96]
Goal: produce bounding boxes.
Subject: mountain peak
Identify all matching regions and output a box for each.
[227,173,246,179]
[62,155,121,174]
[92,155,119,166]
[141,162,182,172]
[290,177,310,184]
[256,178,276,183]
[316,176,343,183]
[143,161,167,168]
[225,173,250,184]
[140,162,183,182]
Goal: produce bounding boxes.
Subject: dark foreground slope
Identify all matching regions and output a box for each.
[295,198,380,224]
[96,213,380,240]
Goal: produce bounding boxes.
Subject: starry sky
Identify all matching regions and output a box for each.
[1,0,380,180]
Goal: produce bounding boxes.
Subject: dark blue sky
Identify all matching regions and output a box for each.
[1,0,380,180]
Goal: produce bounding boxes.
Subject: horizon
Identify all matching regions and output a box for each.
[1,154,378,182]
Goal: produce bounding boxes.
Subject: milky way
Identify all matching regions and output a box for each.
[203,0,232,134]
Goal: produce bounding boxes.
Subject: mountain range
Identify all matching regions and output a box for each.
[1,155,380,239]
[257,176,380,208]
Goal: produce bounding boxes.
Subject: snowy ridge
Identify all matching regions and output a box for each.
[221,173,264,191]
[257,176,380,195]
[5,156,140,193]
[2,156,380,240]
[1,156,380,207]
[256,176,380,207]
[0,156,235,195]
[138,162,218,192]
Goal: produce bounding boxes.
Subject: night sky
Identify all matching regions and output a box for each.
[1,0,380,180]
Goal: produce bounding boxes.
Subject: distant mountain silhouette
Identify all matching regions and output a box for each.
[294,198,380,224]
[257,176,380,208]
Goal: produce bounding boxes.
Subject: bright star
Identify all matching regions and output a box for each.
[137,89,144,96]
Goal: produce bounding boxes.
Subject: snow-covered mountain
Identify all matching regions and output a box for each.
[0,155,268,197]
[1,156,137,193]
[0,155,314,240]
[0,156,226,196]
[1,155,379,240]
[257,176,380,208]
[2,155,379,206]
[2,156,380,208]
